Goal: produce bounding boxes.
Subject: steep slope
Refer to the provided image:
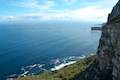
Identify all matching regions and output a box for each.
[74,1,120,80]
[96,0,120,80]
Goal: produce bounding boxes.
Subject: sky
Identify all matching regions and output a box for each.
[0,0,118,23]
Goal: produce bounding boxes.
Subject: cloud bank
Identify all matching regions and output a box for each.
[0,0,118,22]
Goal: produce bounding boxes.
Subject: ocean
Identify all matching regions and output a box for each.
[0,22,101,80]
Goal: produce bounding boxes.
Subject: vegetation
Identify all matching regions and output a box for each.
[17,55,96,80]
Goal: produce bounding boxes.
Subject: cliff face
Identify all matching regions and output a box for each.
[97,0,120,80]
[74,1,120,80]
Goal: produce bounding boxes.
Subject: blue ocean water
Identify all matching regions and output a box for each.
[0,22,101,80]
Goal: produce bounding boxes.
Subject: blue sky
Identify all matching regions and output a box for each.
[0,0,118,22]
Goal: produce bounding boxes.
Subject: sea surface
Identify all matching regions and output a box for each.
[0,22,101,80]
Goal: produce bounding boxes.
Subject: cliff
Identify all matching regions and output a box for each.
[73,1,120,80]
[97,0,120,80]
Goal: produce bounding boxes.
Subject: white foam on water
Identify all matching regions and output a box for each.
[51,55,86,71]
[20,71,29,77]
[78,55,86,59]
[51,61,76,71]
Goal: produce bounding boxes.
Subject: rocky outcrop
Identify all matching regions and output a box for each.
[97,0,120,80]
[75,1,120,80]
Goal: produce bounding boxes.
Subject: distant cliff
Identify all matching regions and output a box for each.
[91,27,101,31]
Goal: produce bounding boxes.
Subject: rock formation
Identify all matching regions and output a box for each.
[97,0,120,80]
[75,1,120,80]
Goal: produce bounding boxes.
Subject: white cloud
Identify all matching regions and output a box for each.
[84,0,118,9]
[68,6,110,22]
[0,16,16,21]
[17,0,56,10]
[35,6,110,22]
[62,0,77,5]
[0,6,111,22]
[0,0,118,22]
[1,0,118,22]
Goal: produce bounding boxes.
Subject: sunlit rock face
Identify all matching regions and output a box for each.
[97,0,120,80]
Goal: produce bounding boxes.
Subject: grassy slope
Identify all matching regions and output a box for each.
[17,55,96,80]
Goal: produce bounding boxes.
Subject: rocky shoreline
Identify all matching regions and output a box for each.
[16,55,96,80]
[7,54,89,80]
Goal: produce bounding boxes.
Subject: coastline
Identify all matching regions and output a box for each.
[7,54,87,79]
[16,54,96,80]
[51,55,86,71]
